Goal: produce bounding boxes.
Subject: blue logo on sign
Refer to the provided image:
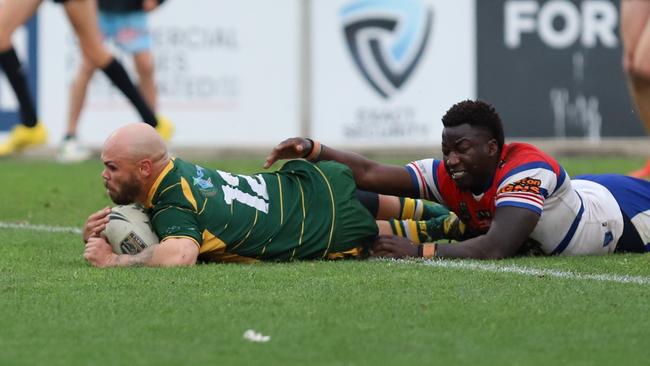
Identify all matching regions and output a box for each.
[341,0,433,98]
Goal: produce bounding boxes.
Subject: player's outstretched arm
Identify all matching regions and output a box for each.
[84,237,199,267]
[264,137,414,197]
[373,206,540,260]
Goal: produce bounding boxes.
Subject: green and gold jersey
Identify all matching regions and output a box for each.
[145,158,377,262]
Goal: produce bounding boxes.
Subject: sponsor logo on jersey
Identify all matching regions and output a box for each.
[498,177,542,195]
[340,0,433,98]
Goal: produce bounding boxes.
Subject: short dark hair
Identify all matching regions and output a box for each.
[441,100,505,149]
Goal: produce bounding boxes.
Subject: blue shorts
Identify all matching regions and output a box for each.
[98,11,151,54]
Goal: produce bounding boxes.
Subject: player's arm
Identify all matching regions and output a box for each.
[264,137,414,196]
[373,206,539,259]
[84,236,199,267]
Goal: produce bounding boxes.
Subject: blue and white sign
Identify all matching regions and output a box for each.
[311,0,475,147]
[37,0,300,148]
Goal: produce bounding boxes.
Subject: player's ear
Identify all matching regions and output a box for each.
[487,139,498,157]
[139,159,153,177]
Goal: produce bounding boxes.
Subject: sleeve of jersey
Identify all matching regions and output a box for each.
[404,158,444,203]
[151,206,202,247]
[495,164,558,215]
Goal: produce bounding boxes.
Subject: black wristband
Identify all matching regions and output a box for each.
[417,244,423,258]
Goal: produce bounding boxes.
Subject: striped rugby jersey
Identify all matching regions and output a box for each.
[405,142,586,254]
[144,158,377,262]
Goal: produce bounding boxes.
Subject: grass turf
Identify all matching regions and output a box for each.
[1,157,650,365]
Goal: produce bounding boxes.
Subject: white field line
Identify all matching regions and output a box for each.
[1,221,648,284]
[0,221,82,235]
[406,259,650,285]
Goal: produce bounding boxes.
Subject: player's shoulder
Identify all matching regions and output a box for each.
[151,158,202,208]
[406,158,443,174]
[500,142,561,173]
[494,142,565,191]
[405,158,449,186]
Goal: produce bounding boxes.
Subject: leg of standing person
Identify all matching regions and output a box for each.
[0,0,47,157]
[61,8,166,162]
[62,0,173,140]
[127,10,171,140]
[59,57,95,162]
[621,0,650,178]
[134,52,157,112]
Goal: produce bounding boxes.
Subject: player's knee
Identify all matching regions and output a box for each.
[625,51,650,81]
[629,61,650,82]
[79,44,112,69]
[634,62,650,81]
[79,61,96,77]
[0,31,13,50]
[135,58,155,79]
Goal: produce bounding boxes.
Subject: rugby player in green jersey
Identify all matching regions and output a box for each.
[83,123,462,267]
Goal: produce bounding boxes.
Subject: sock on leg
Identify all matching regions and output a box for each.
[397,197,451,221]
[388,212,465,243]
[101,58,157,126]
[0,47,37,127]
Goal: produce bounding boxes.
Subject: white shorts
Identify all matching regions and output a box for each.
[561,179,624,255]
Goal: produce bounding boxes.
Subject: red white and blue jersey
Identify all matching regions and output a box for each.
[405,142,636,255]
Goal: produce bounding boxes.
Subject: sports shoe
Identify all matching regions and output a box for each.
[628,159,650,179]
[155,115,174,142]
[58,137,92,163]
[0,123,48,157]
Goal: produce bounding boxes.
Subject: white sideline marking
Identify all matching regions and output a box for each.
[1,221,648,284]
[0,222,82,235]
[411,259,650,285]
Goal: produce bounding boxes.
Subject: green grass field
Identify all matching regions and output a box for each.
[2,157,650,365]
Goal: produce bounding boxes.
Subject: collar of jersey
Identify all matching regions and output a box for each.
[471,146,506,195]
[145,159,175,208]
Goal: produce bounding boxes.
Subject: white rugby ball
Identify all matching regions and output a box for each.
[102,204,159,254]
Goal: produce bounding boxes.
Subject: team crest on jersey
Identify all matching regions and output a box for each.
[193,166,217,196]
[498,177,542,195]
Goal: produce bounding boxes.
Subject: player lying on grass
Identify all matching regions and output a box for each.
[83,123,463,267]
[265,100,650,259]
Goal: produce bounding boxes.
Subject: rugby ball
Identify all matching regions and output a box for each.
[102,204,159,254]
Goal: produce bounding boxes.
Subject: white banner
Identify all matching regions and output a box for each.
[311,0,475,147]
[38,0,300,148]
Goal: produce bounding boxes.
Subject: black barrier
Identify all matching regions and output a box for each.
[477,0,643,138]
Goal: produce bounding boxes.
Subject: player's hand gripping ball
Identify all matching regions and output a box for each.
[102,204,159,254]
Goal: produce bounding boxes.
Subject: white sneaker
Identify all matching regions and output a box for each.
[58,138,92,163]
